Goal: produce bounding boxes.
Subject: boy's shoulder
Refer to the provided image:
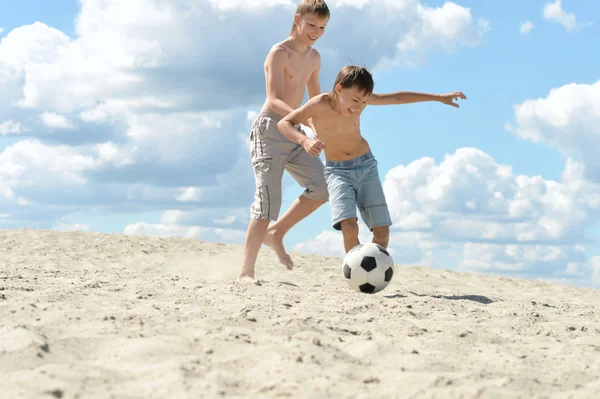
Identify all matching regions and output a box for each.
[306,92,332,109]
[307,46,321,59]
[313,92,330,102]
[267,42,290,58]
[267,40,321,60]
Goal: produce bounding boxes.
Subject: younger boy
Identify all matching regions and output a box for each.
[277,66,466,252]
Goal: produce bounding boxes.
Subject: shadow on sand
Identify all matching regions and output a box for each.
[383,291,501,305]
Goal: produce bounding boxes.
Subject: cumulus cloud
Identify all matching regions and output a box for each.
[394,2,490,66]
[508,80,600,182]
[40,112,74,129]
[52,221,92,232]
[0,120,21,135]
[124,222,246,244]
[520,20,534,35]
[543,0,582,32]
[384,149,600,244]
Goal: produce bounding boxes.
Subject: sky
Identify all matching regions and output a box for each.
[1,0,599,288]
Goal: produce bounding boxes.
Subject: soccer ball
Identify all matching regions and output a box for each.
[342,243,395,294]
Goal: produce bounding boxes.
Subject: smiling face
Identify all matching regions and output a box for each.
[294,13,328,45]
[334,85,371,117]
[329,66,375,117]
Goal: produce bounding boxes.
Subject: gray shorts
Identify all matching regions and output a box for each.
[324,151,392,231]
[249,111,328,221]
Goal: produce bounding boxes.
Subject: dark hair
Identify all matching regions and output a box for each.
[290,0,330,34]
[331,66,374,98]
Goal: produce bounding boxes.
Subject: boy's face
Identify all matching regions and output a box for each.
[295,13,328,45]
[336,85,371,117]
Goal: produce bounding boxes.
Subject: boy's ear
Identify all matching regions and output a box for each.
[335,83,342,94]
[293,13,300,25]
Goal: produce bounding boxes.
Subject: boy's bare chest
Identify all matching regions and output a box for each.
[314,114,361,140]
[284,54,314,84]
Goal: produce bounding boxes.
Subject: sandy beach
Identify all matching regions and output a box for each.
[1,228,599,398]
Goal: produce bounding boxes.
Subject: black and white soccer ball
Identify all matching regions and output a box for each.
[342,243,395,294]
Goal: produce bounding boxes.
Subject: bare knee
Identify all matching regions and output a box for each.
[340,219,359,236]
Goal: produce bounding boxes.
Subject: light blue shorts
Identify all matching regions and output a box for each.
[323,151,392,231]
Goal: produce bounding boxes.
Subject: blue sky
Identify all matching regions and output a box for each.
[1,0,599,287]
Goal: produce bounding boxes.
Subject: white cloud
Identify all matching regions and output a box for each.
[509,80,600,182]
[208,0,293,12]
[543,0,578,32]
[0,22,69,73]
[384,148,600,243]
[385,2,490,67]
[176,187,203,202]
[0,139,97,184]
[158,208,249,230]
[0,120,21,135]
[293,230,348,259]
[520,20,534,35]
[461,242,583,272]
[0,0,488,115]
[124,222,245,243]
[40,112,74,129]
[52,221,92,232]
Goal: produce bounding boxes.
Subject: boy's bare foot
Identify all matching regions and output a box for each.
[236,275,262,286]
[263,231,294,270]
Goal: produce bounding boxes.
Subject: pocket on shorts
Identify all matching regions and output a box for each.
[249,118,267,145]
[252,158,273,186]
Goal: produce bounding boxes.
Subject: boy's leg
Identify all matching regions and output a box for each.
[340,218,360,253]
[263,195,324,264]
[372,226,390,249]
[239,114,287,279]
[239,158,286,278]
[323,166,359,253]
[357,156,392,248]
[264,145,329,263]
[239,219,271,280]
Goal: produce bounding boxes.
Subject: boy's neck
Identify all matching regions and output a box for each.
[328,94,343,115]
[285,34,311,54]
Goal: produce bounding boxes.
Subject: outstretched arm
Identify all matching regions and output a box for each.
[277,95,327,156]
[369,91,467,108]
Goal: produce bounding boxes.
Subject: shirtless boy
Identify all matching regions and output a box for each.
[239,0,331,281]
[277,65,466,253]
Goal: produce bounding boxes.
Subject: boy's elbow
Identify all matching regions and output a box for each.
[266,95,284,108]
[277,120,288,131]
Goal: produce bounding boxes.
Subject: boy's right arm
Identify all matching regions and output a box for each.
[265,48,295,117]
[277,96,327,157]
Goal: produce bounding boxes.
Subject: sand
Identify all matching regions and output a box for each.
[1,228,599,398]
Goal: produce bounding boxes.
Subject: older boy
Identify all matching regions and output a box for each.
[239,0,331,282]
[278,66,466,253]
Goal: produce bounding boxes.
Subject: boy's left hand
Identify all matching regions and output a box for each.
[439,92,467,108]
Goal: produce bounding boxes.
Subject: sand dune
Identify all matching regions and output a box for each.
[1,228,599,398]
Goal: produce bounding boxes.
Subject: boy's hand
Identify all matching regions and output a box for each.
[439,92,467,108]
[302,138,326,156]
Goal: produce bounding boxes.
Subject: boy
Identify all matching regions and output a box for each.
[277,66,466,253]
[239,0,331,282]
